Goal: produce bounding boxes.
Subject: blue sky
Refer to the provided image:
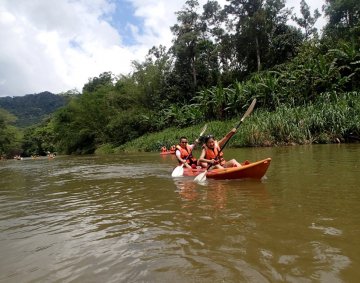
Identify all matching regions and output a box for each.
[0,0,326,97]
[110,1,143,46]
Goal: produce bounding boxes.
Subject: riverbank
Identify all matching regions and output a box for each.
[94,92,360,154]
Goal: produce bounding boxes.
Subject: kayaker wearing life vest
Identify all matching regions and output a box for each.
[175,136,198,169]
[198,128,241,169]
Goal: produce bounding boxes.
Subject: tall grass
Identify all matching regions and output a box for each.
[117,91,360,152]
[115,124,214,152]
[160,42,360,127]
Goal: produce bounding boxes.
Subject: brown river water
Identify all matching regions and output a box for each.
[0,144,359,282]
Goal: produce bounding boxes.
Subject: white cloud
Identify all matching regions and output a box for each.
[0,0,145,97]
[126,0,227,46]
[286,0,327,31]
[0,0,326,97]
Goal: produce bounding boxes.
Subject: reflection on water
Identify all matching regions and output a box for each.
[174,178,271,211]
[0,145,360,282]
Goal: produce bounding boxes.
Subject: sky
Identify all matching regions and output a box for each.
[0,0,326,97]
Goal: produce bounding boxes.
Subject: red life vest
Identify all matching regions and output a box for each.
[203,141,225,166]
[175,144,197,164]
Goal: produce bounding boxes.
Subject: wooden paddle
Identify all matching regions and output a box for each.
[171,124,207,177]
[194,98,257,183]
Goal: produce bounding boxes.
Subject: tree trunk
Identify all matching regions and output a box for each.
[255,36,261,72]
[191,56,197,88]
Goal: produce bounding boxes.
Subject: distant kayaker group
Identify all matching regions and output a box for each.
[160,145,176,155]
[0,152,56,161]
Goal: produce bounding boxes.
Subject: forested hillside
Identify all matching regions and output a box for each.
[1,0,359,158]
[0,91,69,127]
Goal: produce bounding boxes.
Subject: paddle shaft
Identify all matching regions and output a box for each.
[177,124,207,165]
[194,99,256,182]
[181,145,196,164]
[206,99,256,169]
[203,121,241,170]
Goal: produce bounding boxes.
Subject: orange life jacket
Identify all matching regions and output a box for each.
[175,144,197,164]
[203,141,225,166]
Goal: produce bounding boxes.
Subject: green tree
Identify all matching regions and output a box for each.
[202,0,234,84]
[170,0,220,100]
[130,45,173,108]
[323,0,360,40]
[324,0,360,29]
[171,0,201,92]
[224,0,295,75]
[0,109,21,157]
[52,87,115,154]
[292,0,321,40]
[82,72,115,93]
[22,121,56,156]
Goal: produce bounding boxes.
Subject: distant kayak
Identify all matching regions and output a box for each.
[160,151,175,155]
[182,158,271,180]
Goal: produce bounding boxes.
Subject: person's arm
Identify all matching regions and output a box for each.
[176,150,188,164]
[198,148,217,165]
[218,128,237,148]
[176,149,192,168]
[198,148,205,162]
[189,138,199,149]
[175,150,183,162]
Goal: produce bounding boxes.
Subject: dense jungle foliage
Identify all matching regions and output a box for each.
[1,0,360,157]
[0,92,69,127]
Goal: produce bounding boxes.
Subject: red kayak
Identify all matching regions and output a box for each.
[182,158,271,180]
[160,151,175,155]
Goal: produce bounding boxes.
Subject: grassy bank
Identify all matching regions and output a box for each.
[95,92,360,154]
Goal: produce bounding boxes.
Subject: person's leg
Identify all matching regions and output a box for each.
[224,159,241,168]
[197,160,208,168]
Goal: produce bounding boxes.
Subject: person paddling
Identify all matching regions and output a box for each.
[175,136,199,169]
[198,128,241,169]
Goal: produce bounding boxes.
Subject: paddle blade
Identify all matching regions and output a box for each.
[199,124,208,137]
[194,170,207,183]
[171,165,184,177]
[241,98,257,122]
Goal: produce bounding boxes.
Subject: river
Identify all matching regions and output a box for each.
[0,144,359,282]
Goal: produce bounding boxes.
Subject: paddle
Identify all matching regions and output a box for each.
[194,98,257,183]
[171,124,208,177]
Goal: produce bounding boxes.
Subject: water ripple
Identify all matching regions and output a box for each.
[1,149,359,282]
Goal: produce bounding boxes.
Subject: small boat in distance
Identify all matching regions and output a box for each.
[160,150,176,155]
[160,145,176,155]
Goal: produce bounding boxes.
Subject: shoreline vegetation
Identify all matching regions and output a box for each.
[1,0,360,158]
[95,91,360,154]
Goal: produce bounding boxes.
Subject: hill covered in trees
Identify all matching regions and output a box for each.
[0,91,69,127]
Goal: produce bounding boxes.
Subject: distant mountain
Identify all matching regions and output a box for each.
[0,91,69,127]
